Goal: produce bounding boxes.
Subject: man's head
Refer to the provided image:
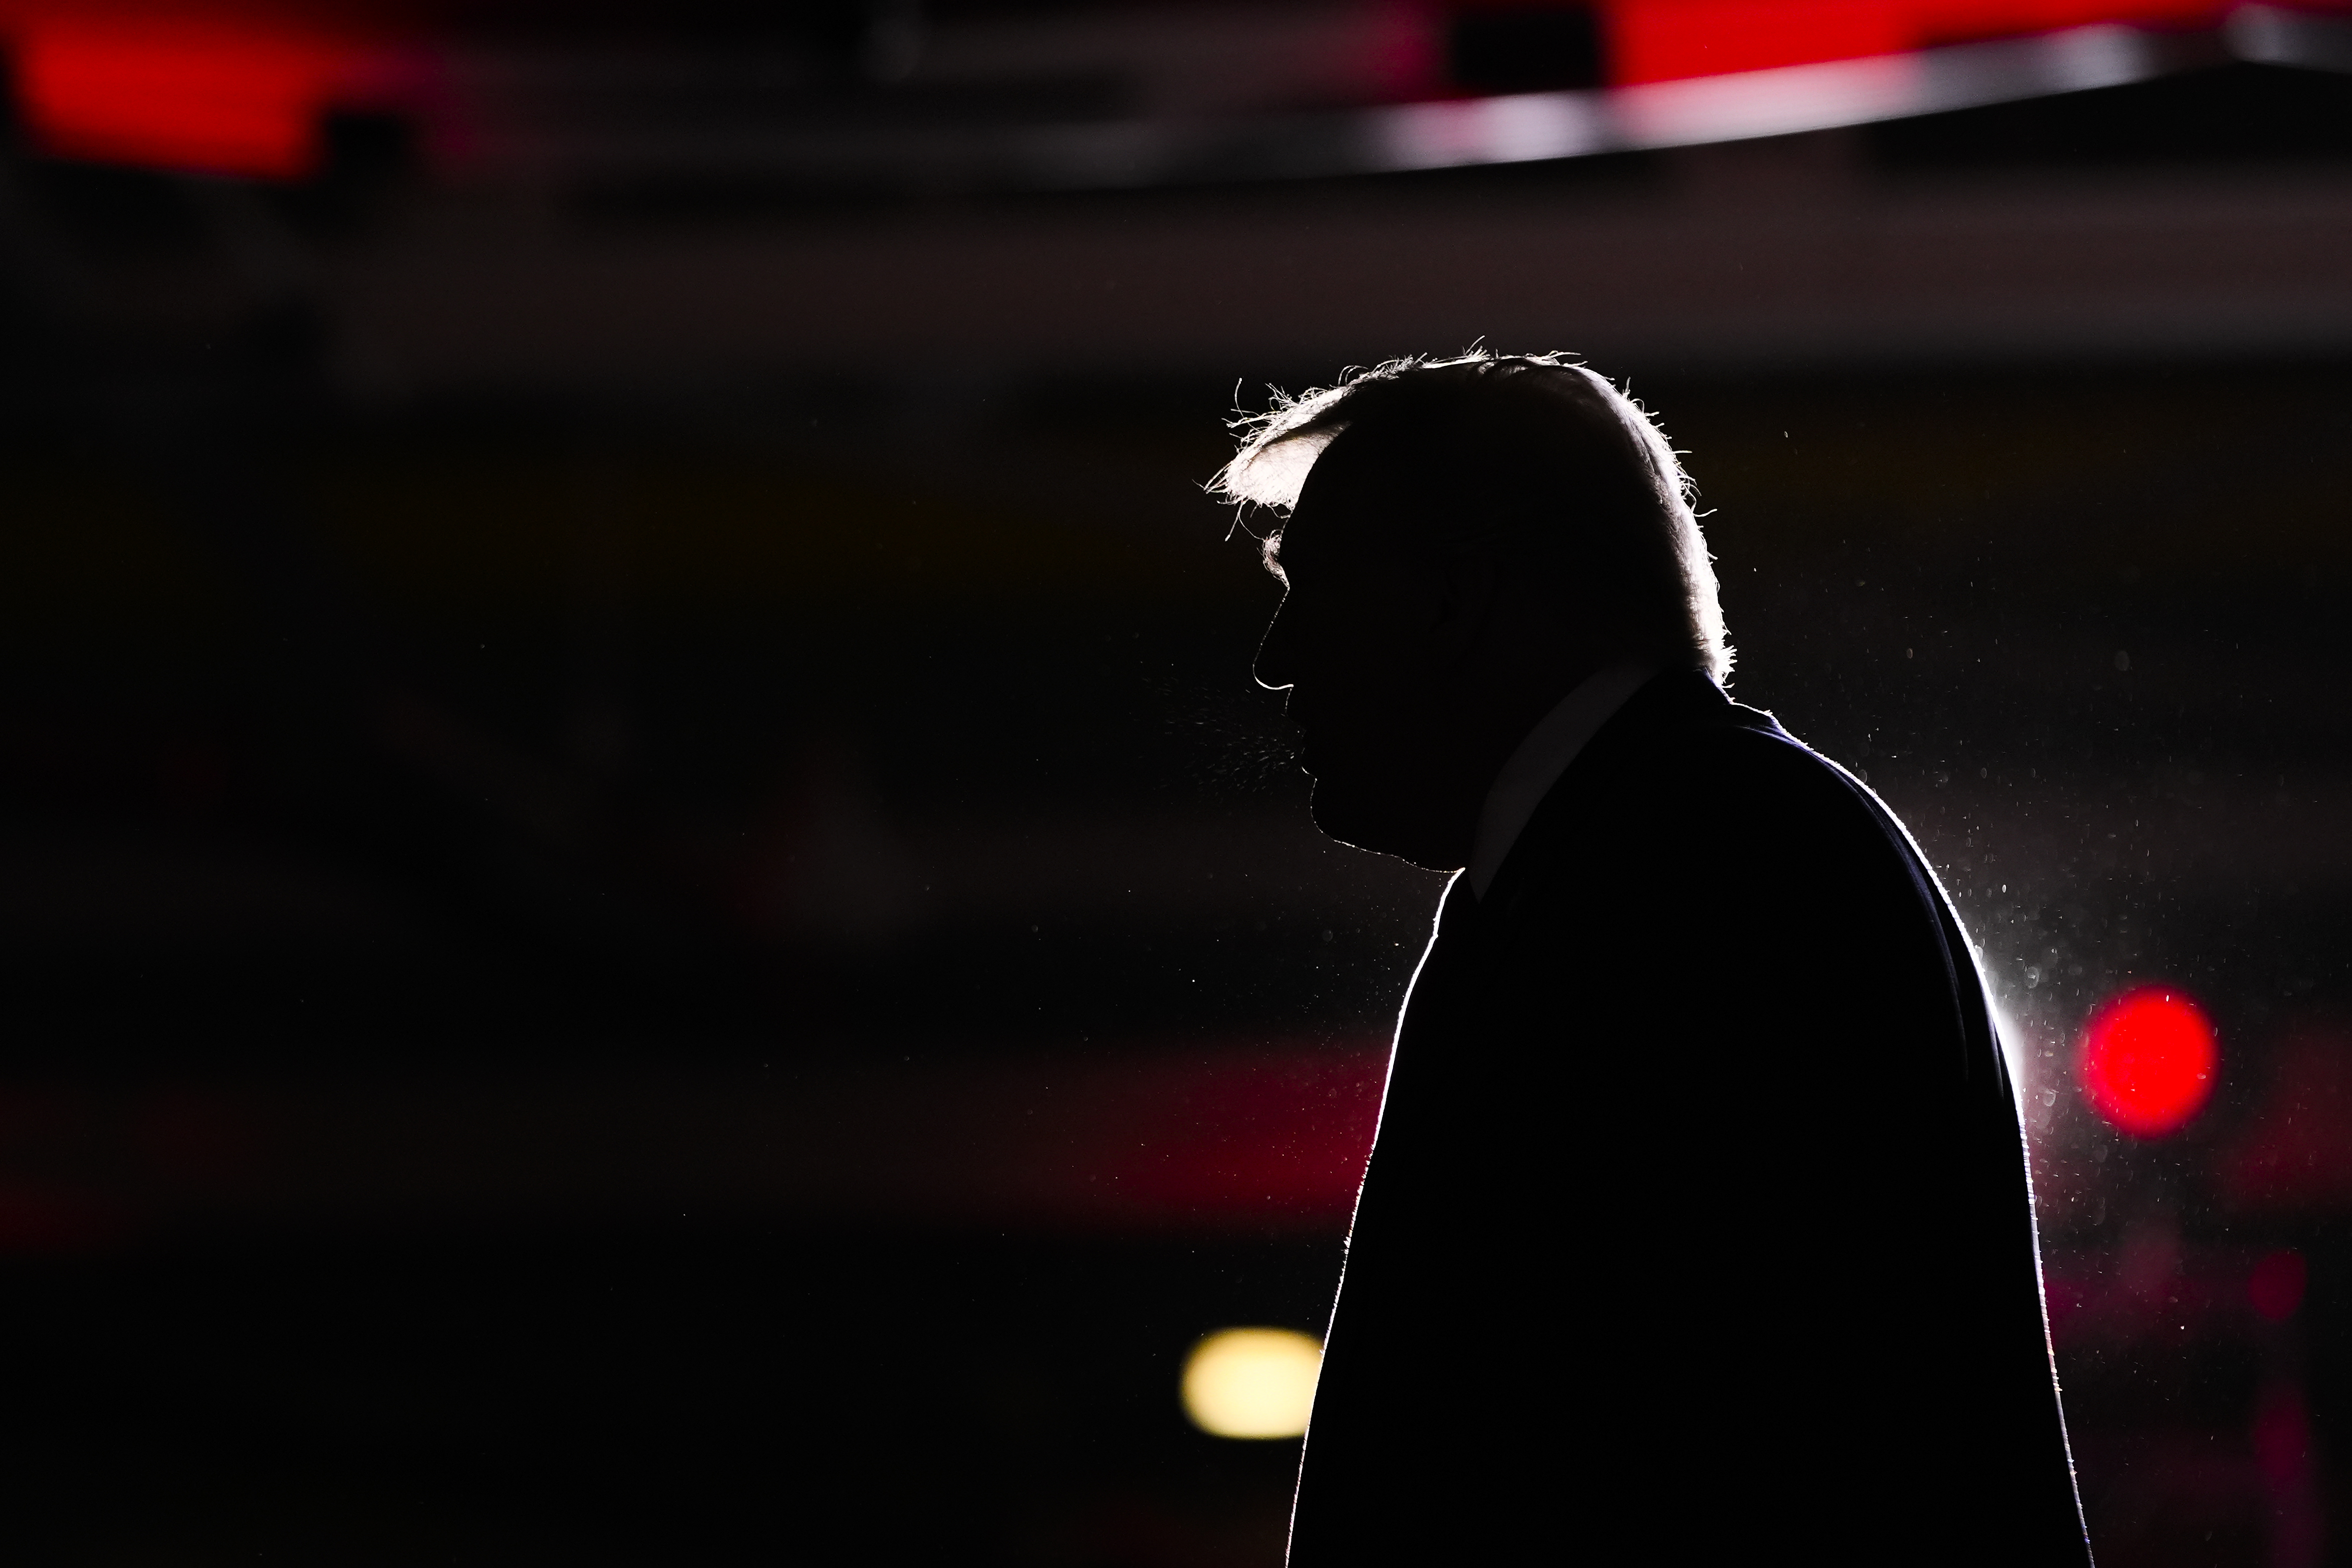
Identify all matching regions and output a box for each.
[1213,352,1728,869]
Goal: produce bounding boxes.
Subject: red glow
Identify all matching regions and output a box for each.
[2217,1030,2352,1212]
[1599,0,2247,85]
[1604,0,1909,83]
[2078,985,2217,1138]
[11,19,361,179]
[2249,1249,2307,1322]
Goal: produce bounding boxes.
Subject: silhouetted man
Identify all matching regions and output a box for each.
[1214,354,2091,1566]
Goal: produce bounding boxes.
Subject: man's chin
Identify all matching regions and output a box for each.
[1307,778,1459,872]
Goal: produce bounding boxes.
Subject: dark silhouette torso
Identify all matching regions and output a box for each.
[1286,672,2090,1567]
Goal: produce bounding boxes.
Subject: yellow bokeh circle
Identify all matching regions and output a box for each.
[1180,1327,1323,1439]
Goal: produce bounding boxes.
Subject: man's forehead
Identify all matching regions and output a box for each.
[1263,510,1330,577]
[1273,462,1401,575]
[1263,518,1299,564]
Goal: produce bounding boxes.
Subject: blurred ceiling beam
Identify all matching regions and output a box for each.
[331,153,2352,391]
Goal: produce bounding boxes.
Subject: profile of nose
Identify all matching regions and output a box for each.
[1255,607,1297,692]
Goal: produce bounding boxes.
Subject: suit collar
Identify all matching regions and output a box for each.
[1466,663,1656,899]
[1472,669,1745,918]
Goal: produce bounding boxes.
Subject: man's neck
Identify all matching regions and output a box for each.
[1465,662,1658,896]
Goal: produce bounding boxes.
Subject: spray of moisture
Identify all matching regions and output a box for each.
[1163,680,1304,794]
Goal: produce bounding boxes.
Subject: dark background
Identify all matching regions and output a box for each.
[2,2,2352,1562]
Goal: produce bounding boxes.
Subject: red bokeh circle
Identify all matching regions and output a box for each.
[2078,986,2217,1138]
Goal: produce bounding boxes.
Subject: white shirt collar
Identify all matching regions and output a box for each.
[1467,663,1656,898]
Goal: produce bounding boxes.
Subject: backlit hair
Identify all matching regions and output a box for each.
[1210,351,1731,682]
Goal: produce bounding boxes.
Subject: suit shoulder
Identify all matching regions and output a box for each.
[1494,679,1945,923]
[1660,706,1868,806]
[1636,710,1943,885]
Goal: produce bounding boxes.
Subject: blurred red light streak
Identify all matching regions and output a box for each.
[1600,0,2237,84]
[0,1045,1391,1250]
[13,26,344,180]
[0,0,2348,180]
[2,9,369,179]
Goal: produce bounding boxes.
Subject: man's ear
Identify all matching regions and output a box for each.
[1428,549,1499,668]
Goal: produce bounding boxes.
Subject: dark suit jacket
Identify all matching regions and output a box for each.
[1287,672,2090,1566]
